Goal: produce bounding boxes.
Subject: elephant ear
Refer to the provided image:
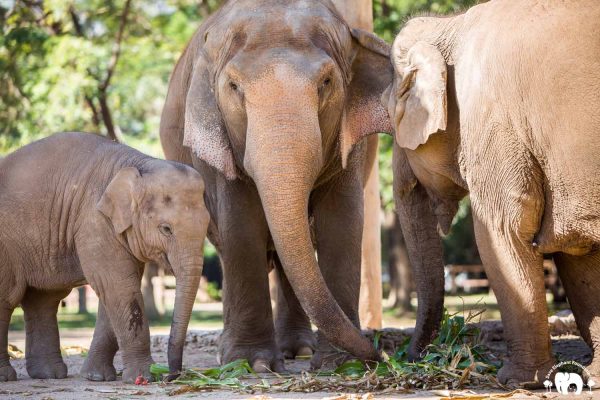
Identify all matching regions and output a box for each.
[183,52,238,180]
[97,167,140,234]
[340,28,394,168]
[392,41,447,150]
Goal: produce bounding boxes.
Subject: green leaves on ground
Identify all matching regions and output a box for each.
[318,309,500,391]
[151,359,255,391]
[152,309,500,393]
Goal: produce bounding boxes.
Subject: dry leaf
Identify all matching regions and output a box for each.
[8,344,24,359]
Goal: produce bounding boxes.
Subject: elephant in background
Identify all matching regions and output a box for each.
[383,0,600,386]
[0,133,209,382]
[160,0,445,371]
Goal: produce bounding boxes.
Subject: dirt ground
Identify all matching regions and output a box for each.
[3,320,597,400]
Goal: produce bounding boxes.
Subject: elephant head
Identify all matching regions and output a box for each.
[381,17,468,359]
[554,372,584,395]
[98,163,210,376]
[161,0,392,361]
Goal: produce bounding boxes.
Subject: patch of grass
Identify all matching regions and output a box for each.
[384,293,503,325]
[149,310,224,328]
[384,292,568,328]
[8,307,97,330]
[8,307,223,331]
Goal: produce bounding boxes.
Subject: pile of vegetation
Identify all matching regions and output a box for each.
[150,309,502,394]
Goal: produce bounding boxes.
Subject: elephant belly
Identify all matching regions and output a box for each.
[534,189,600,256]
[28,255,86,291]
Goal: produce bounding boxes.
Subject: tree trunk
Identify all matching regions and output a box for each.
[385,211,413,314]
[330,0,383,330]
[359,136,383,329]
[77,286,88,314]
[98,92,120,142]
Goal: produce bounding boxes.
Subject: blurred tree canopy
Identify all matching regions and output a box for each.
[373,0,478,42]
[0,0,479,264]
[0,0,221,154]
[0,0,479,153]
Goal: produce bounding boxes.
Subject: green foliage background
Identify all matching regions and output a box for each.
[0,0,479,264]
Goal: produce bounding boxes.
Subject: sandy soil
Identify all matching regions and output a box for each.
[2,320,595,400]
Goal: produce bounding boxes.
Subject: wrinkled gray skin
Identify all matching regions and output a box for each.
[160,0,403,371]
[0,133,209,383]
[383,0,600,386]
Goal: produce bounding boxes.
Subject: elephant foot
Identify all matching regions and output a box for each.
[81,355,117,381]
[277,328,316,359]
[0,364,17,381]
[583,360,600,389]
[26,356,68,379]
[497,359,555,388]
[121,360,153,384]
[219,342,285,373]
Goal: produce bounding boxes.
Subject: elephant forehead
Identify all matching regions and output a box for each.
[243,64,319,106]
[209,0,350,56]
[143,191,205,226]
[230,47,332,84]
[222,0,342,28]
[142,172,204,207]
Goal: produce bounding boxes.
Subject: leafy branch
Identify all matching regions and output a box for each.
[69,0,132,142]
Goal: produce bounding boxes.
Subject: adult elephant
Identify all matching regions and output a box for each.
[159,0,438,371]
[383,0,600,386]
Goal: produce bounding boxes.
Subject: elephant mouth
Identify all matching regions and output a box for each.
[157,253,174,274]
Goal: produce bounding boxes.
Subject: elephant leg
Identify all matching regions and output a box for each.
[98,284,153,383]
[554,252,600,379]
[216,180,283,373]
[0,300,16,382]
[79,247,153,384]
[21,288,70,379]
[80,303,118,381]
[310,170,364,369]
[472,215,554,386]
[76,231,153,383]
[272,253,315,359]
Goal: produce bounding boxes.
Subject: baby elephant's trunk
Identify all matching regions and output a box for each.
[167,249,204,378]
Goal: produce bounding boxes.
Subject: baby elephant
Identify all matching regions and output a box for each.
[0,132,209,382]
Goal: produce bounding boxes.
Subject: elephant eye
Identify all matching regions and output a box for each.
[319,77,332,98]
[159,223,174,236]
[319,77,332,92]
[229,81,238,91]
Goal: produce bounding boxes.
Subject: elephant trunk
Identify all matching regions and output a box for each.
[244,106,379,362]
[167,249,204,377]
[393,147,445,359]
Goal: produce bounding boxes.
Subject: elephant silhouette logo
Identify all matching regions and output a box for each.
[555,372,583,395]
[545,361,595,395]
